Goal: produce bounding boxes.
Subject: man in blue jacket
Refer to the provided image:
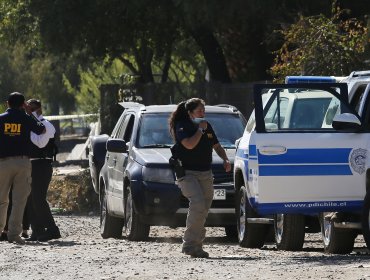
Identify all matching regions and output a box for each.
[0,92,45,244]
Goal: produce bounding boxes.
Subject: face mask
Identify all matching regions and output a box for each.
[192,117,205,124]
[32,111,39,119]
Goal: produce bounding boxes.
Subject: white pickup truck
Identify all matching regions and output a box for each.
[234,71,370,254]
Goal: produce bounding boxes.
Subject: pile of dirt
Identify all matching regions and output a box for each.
[48,168,99,214]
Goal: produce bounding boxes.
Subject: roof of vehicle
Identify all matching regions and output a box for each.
[119,102,242,114]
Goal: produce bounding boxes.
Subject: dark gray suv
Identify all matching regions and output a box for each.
[95,103,246,241]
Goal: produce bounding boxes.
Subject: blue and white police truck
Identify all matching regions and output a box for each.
[234,72,370,254]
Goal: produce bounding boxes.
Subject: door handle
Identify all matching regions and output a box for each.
[259,146,287,155]
[113,158,117,165]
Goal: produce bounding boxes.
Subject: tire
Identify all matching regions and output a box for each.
[100,186,124,239]
[362,193,370,250]
[124,186,150,241]
[274,214,305,251]
[320,212,355,254]
[237,186,268,248]
[224,225,238,242]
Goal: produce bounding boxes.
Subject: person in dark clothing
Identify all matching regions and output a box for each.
[169,98,231,258]
[0,92,45,245]
[26,99,61,242]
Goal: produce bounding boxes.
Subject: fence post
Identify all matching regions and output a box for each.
[99,84,120,135]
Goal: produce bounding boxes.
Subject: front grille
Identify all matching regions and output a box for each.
[212,164,233,183]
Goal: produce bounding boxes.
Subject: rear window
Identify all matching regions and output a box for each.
[289,98,331,129]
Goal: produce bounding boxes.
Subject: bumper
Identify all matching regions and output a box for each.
[131,180,236,227]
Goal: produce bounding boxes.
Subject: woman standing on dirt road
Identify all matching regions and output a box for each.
[169,98,231,258]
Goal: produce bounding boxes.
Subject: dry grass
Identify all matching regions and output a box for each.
[48,168,99,214]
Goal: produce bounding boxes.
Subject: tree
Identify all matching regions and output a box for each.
[270,7,369,82]
[0,0,231,83]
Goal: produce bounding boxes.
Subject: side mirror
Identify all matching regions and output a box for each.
[332,113,361,132]
[106,138,127,153]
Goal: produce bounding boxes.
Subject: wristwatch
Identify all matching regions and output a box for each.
[198,127,205,134]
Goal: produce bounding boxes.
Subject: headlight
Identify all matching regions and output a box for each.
[142,167,175,184]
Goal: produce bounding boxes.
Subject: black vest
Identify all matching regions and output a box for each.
[29,137,56,159]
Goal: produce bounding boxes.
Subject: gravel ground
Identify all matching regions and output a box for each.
[2,137,370,280]
[1,215,370,280]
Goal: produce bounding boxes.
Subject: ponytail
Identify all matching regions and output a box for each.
[169,98,205,141]
[169,101,189,141]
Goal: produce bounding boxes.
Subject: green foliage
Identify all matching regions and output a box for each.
[0,103,7,113]
[0,37,78,115]
[271,7,369,82]
[64,58,127,114]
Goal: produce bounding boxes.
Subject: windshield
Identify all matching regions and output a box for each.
[137,112,245,149]
[206,113,245,148]
[137,114,173,148]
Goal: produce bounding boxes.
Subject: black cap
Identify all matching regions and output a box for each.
[7,92,25,108]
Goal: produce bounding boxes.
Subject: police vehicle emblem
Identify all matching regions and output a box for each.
[350,148,367,174]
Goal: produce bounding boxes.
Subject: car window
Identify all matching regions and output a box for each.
[350,84,367,112]
[323,98,340,127]
[206,113,245,148]
[123,115,135,142]
[289,98,332,129]
[263,88,348,131]
[118,114,135,141]
[264,97,289,128]
[137,114,173,147]
[112,114,127,138]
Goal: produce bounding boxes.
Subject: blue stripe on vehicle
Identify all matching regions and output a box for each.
[255,200,363,215]
[249,196,257,208]
[249,145,257,156]
[258,148,351,164]
[259,164,352,176]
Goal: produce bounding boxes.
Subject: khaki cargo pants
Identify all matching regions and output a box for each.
[0,156,31,239]
[178,170,213,250]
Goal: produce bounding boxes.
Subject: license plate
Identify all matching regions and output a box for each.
[213,189,226,200]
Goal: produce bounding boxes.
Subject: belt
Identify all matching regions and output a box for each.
[30,158,53,161]
[0,155,29,161]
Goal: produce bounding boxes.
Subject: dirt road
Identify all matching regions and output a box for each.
[1,215,370,280]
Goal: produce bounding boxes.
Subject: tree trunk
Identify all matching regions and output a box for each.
[190,27,231,83]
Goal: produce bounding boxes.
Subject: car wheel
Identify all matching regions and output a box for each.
[320,212,356,254]
[237,186,268,248]
[274,214,305,251]
[124,186,150,241]
[100,185,124,239]
[224,225,238,241]
[362,193,370,250]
